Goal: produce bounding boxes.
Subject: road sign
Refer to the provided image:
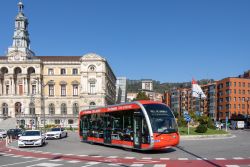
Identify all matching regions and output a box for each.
[184,114,191,122]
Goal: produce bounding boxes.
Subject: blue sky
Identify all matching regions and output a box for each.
[0,0,249,82]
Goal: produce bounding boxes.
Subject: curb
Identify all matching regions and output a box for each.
[180,133,235,140]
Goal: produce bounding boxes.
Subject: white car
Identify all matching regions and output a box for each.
[18,130,45,147]
[45,128,67,139]
[0,129,7,138]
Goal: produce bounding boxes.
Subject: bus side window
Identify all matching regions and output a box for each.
[122,110,133,141]
[142,118,150,144]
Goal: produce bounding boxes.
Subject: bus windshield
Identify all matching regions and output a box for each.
[143,104,178,134]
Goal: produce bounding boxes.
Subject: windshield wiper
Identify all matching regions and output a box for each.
[156,129,169,137]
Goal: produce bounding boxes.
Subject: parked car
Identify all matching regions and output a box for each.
[0,129,7,138]
[230,121,245,130]
[7,128,23,139]
[45,128,67,139]
[18,130,45,147]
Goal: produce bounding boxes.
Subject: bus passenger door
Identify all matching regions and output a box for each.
[81,118,88,142]
[133,116,142,149]
[104,116,112,144]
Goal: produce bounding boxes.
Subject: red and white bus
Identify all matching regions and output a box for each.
[79,101,179,150]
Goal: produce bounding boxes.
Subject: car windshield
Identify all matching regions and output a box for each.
[51,128,61,131]
[143,104,178,133]
[22,131,40,136]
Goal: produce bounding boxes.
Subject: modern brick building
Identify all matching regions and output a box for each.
[216,77,250,120]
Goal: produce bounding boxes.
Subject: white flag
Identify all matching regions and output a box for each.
[192,79,206,99]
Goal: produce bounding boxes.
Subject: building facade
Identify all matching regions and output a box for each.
[216,77,250,120]
[0,2,116,128]
[115,77,127,104]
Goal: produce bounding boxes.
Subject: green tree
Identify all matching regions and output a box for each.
[134,91,150,101]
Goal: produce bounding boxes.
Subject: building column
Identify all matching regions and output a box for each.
[11,77,15,95]
[24,77,28,95]
[37,78,40,94]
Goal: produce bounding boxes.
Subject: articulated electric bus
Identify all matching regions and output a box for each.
[79,101,179,150]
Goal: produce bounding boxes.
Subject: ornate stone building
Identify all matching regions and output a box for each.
[0,2,116,128]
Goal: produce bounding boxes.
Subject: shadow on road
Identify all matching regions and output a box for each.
[176,146,222,167]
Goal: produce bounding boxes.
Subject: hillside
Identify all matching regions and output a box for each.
[127,79,214,93]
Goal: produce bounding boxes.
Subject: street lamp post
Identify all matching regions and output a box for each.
[246,99,249,127]
[34,78,54,132]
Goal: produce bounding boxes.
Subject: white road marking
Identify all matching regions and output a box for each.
[233,157,244,160]
[124,157,135,159]
[37,158,48,160]
[0,159,42,167]
[78,154,88,157]
[215,158,226,160]
[142,157,152,160]
[67,160,81,163]
[22,156,34,159]
[52,153,61,155]
[49,159,63,162]
[225,165,240,167]
[64,154,74,156]
[108,163,122,166]
[107,156,118,158]
[26,162,63,167]
[81,162,101,167]
[153,165,166,167]
[160,158,170,160]
[11,155,23,158]
[131,164,144,167]
[178,158,188,160]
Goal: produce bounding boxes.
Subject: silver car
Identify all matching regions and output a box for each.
[0,129,7,138]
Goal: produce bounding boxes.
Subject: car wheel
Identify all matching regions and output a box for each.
[59,134,61,139]
[65,133,68,138]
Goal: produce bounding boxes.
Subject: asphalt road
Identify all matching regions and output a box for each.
[8,130,250,160]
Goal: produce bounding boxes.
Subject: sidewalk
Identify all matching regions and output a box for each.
[180,133,235,140]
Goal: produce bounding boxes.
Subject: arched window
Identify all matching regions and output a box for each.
[29,103,35,115]
[27,67,35,75]
[2,103,8,116]
[89,102,96,109]
[49,103,55,115]
[61,103,67,115]
[73,103,79,115]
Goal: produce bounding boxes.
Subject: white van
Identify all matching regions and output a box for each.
[230,121,245,130]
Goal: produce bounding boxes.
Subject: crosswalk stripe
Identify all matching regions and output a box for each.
[11,155,23,158]
[107,156,118,158]
[67,160,81,163]
[131,164,144,167]
[153,165,166,167]
[50,159,63,162]
[65,154,74,156]
[142,157,152,160]
[160,158,170,160]
[78,154,88,157]
[178,158,188,160]
[124,157,135,159]
[225,165,240,167]
[108,163,123,166]
[22,157,33,159]
[215,158,226,160]
[84,162,101,166]
[233,157,244,160]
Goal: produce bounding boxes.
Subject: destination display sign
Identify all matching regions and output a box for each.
[80,103,140,115]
